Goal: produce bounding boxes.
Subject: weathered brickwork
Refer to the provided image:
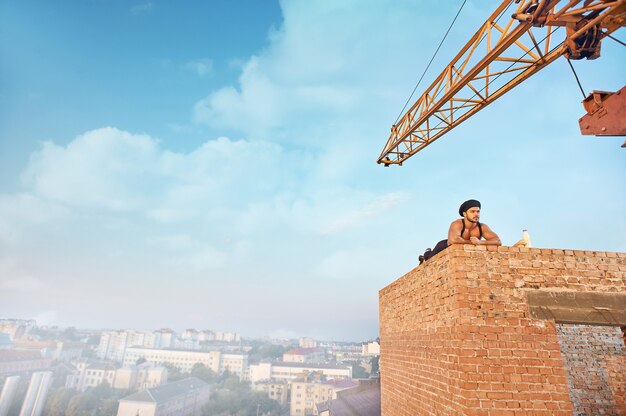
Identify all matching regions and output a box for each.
[556,324,626,416]
[379,245,626,416]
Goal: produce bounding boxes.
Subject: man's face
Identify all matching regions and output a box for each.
[463,207,480,223]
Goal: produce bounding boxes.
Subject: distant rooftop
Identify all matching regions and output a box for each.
[285,347,323,355]
[317,381,381,416]
[120,377,208,404]
[0,349,43,362]
[86,363,116,371]
[325,379,358,389]
[272,361,350,370]
[126,346,245,355]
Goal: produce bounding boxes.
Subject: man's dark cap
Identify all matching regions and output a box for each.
[459,199,481,216]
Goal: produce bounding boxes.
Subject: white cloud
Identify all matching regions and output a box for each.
[193,58,285,134]
[148,234,196,250]
[4,123,410,292]
[0,193,68,245]
[182,59,214,77]
[314,247,387,280]
[130,2,153,16]
[148,234,227,271]
[20,129,289,218]
[191,1,446,140]
[232,187,407,240]
[22,127,159,212]
[0,259,46,292]
[164,245,226,272]
[319,192,408,235]
[0,276,44,292]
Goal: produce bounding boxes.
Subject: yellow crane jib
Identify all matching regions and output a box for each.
[378,0,626,167]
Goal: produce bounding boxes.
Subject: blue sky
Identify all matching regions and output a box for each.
[1,1,624,341]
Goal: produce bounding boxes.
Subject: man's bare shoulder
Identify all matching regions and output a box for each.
[449,219,463,228]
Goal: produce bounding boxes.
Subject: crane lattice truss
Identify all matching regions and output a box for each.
[378,0,626,166]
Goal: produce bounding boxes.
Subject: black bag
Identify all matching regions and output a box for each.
[419,239,448,264]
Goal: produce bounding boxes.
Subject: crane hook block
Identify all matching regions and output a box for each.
[578,86,626,137]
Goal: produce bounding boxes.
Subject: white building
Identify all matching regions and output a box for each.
[248,362,351,383]
[55,342,84,362]
[180,329,198,341]
[122,347,248,378]
[117,377,210,416]
[299,337,317,348]
[152,329,176,349]
[176,329,243,350]
[65,360,116,391]
[327,343,363,361]
[252,381,289,407]
[179,329,241,343]
[0,376,20,416]
[197,331,215,342]
[112,363,168,391]
[97,330,154,362]
[18,371,53,416]
[249,362,272,382]
[361,340,380,356]
[212,331,240,343]
[290,378,358,416]
[97,331,128,362]
[220,353,248,378]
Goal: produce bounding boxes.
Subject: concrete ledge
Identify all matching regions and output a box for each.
[528,291,626,326]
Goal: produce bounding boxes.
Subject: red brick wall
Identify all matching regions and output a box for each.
[379,245,626,416]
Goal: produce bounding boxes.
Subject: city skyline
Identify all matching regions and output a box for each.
[1,1,624,341]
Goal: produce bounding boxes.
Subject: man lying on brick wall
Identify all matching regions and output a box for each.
[419,199,502,264]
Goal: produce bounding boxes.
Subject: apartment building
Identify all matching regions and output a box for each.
[112,362,168,391]
[65,360,116,391]
[212,331,240,343]
[252,380,289,406]
[248,362,351,383]
[299,337,317,348]
[117,377,210,416]
[361,340,380,356]
[97,330,154,362]
[19,371,53,416]
[290,378,358,416]
[326,344,362,361]
[122,347,248,378]
[97,331,127,361]
[152,329,176,349]
[220,353,248,378]
[65,359,168,392]
[249,362,272,382]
